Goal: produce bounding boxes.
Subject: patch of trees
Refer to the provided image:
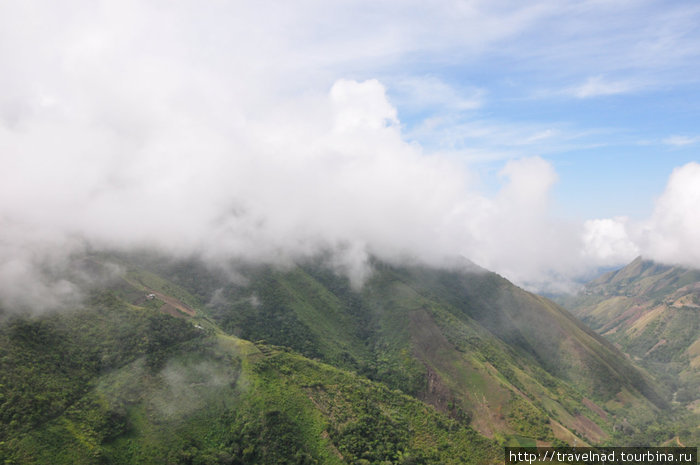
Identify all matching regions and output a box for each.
[0,292,202,441]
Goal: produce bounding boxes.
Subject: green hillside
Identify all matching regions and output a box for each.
[564,256,700,446]
[114,253,665,445]
[0,252,671,463]
[0,281,497,464]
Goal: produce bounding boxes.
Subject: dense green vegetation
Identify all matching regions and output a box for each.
[0,302,497,464]
[0,292,201,442]
[112,254,665,443]
[0,252,676,463]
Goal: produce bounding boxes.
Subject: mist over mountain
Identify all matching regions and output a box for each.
[2,2,700,461]
[3,2,700,314]
[0,251,676,463]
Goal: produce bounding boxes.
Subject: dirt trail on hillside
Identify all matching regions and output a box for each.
[124,276,197,317]
[147,289,196,316]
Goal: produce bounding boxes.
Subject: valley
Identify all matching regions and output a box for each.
[561,256,700,446]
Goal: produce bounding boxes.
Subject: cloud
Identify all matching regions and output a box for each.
[0,51,582,304]
[0,51,487,306]
[330,79,399,130]
[580,163,700,273]
[518,2,700,89]
[0,1,597,305]
[451,157,594,292]
[389,76,484,114]
[406,114,600,163]
[3,0,700,311]
[663,135,700,147]
[639,162,700,267]
[570,76,639,98]
[581,218,639,266]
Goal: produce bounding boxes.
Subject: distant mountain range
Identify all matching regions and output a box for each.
[0,252,672,463]
[565,257,700,405]
[563,256,700,446]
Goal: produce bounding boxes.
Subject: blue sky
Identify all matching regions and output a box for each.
[354,1,700,220]
[2,0,700,304]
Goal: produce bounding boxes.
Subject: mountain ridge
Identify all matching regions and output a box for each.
[118,252,666,439]
[0,251,672,463]
[564,256,700,445]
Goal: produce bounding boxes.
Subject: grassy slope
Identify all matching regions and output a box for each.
[568,258,700,398]
[0,261,498,465]
[8,335,498,465]
[134,254,666,446]
[563,257,700,446]
[381,264,666,443]
[0,252,673,463]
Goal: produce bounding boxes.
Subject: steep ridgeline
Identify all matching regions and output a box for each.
[0,252,668,464]
[127,253,666,446]
[566,257,700,414]
[0,258,497,465]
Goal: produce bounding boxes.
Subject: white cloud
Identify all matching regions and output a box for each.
[579,163,700,273]
[639,162,700,267]
[0,42,585,303]
[456,157,591,292]
[663,135,700,146]
[582,217,639,266]
[330,79,399,131]
[570,76,639,98]
[1,0,582,308]
[389,76,484,113]
[3,0,700,310]
[519,129,558,144]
